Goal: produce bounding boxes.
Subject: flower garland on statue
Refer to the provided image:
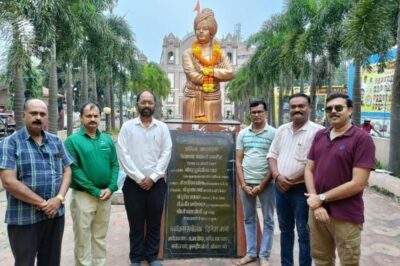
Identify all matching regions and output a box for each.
[192,41,222,93]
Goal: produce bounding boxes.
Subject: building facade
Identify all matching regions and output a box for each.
[159,32,255,119]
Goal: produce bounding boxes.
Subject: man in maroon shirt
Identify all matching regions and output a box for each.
[304,93,375,266]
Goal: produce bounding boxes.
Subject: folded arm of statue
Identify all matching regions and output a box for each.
[183,49,204,85]
[213,53,236,81]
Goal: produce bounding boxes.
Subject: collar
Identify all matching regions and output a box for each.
[133,116,157,128]
[78,126,101,138]
[290,120,311,133]
[249,121,269,133]
[22,127,47,143]
[323,124,355,137]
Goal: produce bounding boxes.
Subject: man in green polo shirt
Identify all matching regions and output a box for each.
[65,102,119,266]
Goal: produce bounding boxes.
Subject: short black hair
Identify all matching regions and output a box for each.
[288,93,311,105]
[326,93,353,108]
[80,102,101,116]
[249,100,267,111]
[136,91,156,104]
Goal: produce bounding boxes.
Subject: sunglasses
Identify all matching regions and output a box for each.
[325,104,346,113]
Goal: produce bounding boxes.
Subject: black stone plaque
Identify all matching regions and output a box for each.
[164,130,237,258]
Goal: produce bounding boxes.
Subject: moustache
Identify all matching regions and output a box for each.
[33,121,42,125]
[89,122,97,125]
[293,112,303,116]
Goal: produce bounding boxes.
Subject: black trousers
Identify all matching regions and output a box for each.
[7,215,65,266]
[123,177,166,263]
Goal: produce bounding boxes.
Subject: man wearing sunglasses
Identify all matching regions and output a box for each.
[268,93,323,266]
[304,93,375,266]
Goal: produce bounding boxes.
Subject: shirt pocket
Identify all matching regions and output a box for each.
[17,150,34,175]
[50,151,63,176]
[294,142,310,163]
[99,144,112,160]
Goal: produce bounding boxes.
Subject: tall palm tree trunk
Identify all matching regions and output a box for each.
[300,63,305,94]
[119,77,125,128]
[12,27,25,130]
[389,3,400,175]
[66,63,73,136]
[278,66,284,126]
[105,66,111,132]
[269,79,276,127]
[110,77,115,130]
[327,61,333,95]
[48,41,58,134]
[262,80,268,100]
[92,67,97,103]
[14,58,25,130]
[287,69,293,95]
[310,54,317,122]
[352,58,362,126]
[81,57,88,105]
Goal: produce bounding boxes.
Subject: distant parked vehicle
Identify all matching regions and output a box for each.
[0,112,16,139]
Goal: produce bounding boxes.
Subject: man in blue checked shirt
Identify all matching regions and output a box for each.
[0,99,73,266]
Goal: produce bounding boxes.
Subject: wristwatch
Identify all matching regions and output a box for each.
[56,194,65,204]
[319,193,326,202]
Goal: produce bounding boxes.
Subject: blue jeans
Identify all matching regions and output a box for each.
[239,182,275,260]
[275,183,311,266]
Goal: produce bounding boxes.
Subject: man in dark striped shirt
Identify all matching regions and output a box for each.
[0,99,73,266]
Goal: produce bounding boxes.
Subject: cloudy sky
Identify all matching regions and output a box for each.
[114,0,284,62]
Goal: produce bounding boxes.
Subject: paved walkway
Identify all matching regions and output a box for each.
[1,186,400,265]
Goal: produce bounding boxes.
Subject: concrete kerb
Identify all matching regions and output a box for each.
[368,171,400,203]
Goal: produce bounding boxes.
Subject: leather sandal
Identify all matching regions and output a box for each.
[236,255,257,265]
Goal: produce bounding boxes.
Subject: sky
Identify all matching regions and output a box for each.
[114,0,284,63]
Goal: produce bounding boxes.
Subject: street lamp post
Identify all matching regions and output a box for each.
[103,107,111,132]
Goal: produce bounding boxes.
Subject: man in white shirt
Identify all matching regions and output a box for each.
[117,91,172,266]
[267,93,324,266]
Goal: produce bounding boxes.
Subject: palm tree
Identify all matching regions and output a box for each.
[65,63,74,135]
[139,62,170,118]
[226,64,252,123]
[77,0,116,105]
[29,0,79,133]
[0,1,34,129]
[286,0,323,122]
[344,0,395,126]
[315,0,357,95]
[389,0,400,175]
[103,14,137,129]
[246,14,287,125]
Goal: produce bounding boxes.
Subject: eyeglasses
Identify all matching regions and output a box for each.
[325,105,346,113]
[250,110,265,116]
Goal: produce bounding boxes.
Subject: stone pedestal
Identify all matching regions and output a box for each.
[160,120,248,259]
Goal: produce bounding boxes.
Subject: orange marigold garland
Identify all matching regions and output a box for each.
[192,41,222,93]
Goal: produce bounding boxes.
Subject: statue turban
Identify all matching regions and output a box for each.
[194,8,218,37]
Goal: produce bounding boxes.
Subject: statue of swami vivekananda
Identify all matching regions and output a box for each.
[182,8,236,122]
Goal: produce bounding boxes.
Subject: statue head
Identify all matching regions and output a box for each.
[194,8,218,43]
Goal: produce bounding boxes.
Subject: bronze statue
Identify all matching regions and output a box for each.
[182,8,236,122]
